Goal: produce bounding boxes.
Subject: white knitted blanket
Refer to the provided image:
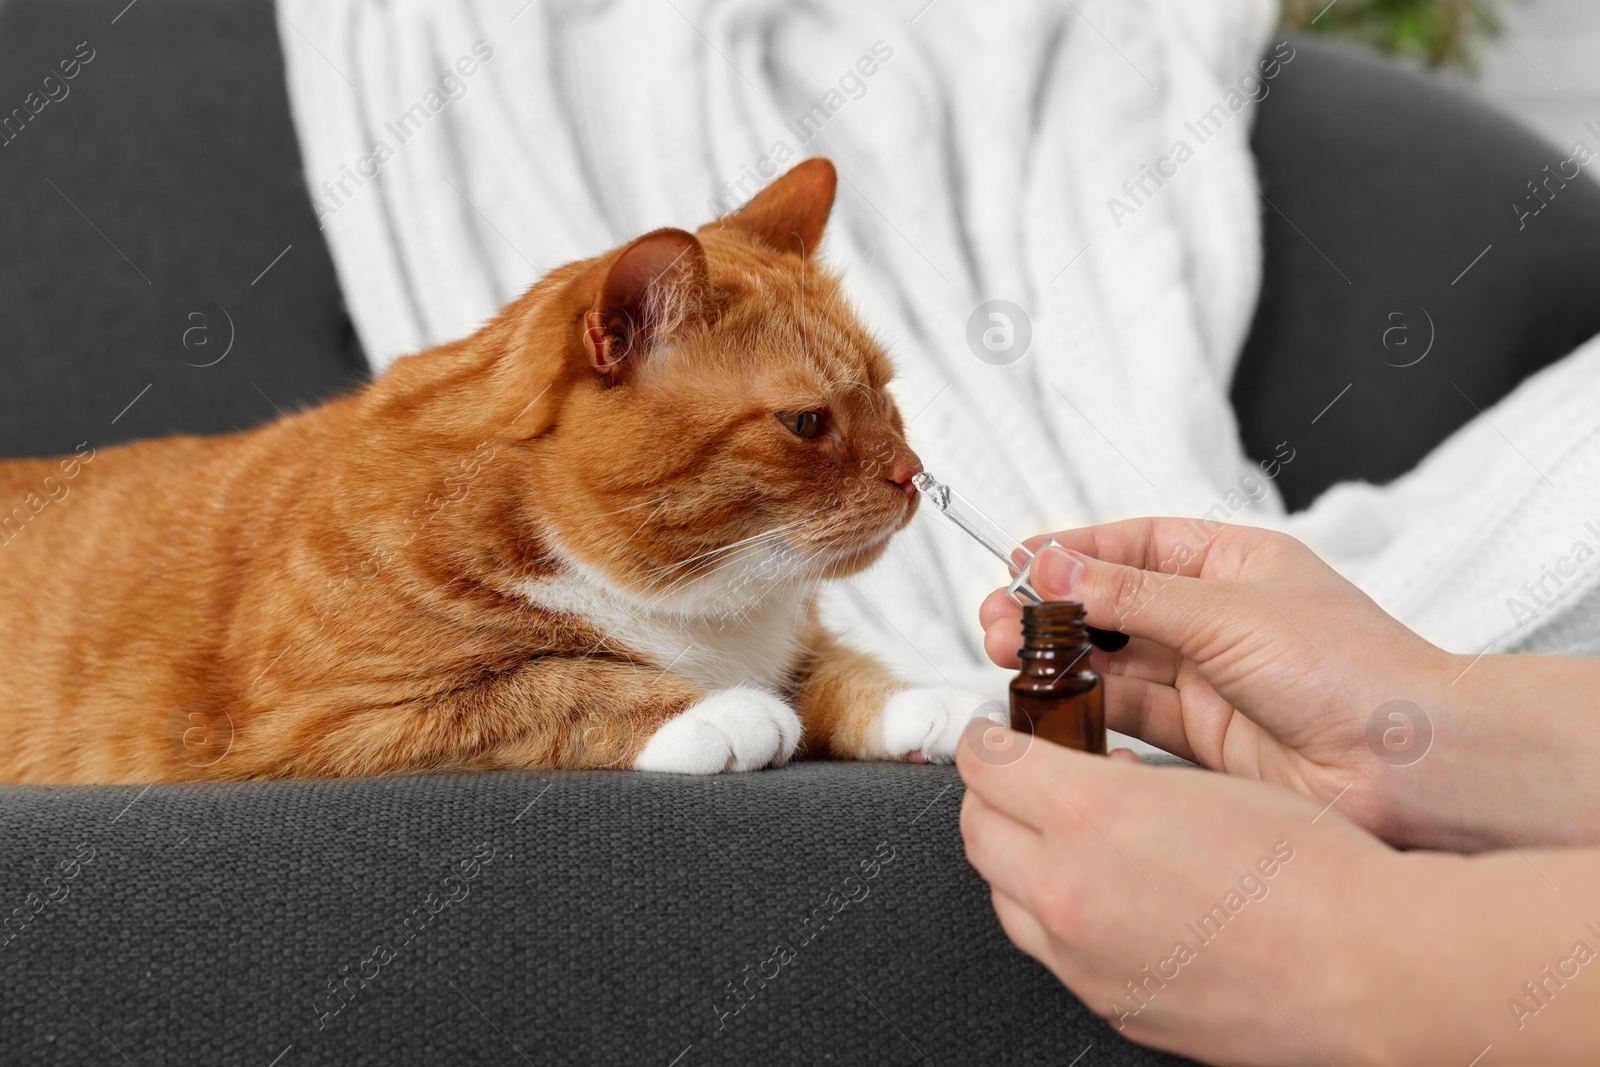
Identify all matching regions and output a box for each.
[277,0,1600,696]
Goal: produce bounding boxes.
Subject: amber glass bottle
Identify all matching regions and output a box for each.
[1009,601,1106,754]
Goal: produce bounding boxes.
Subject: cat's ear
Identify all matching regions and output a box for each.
[584,228,709,373]
[704,157,836,259]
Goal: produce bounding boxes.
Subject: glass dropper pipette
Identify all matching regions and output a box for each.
[912,472,1129,651]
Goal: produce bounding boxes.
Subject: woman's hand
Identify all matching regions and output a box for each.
[980,519,1455,846]
[957,725,1600,1067]
[957,729,1400,1066]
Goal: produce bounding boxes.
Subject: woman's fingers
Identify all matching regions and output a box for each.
[979,586,1023,630]
[1032,545,1255,664]
[963,650,1200,760]
[989,884,1055,963]
[982,603,1212,764]
[986,604,1185,683]
[1091,637,1181,686]
[958,721,1127,833]
[983,614,1023,670]
[959,787,1046,903]
[1023,516,1275,580]
[1101,674,1197,764]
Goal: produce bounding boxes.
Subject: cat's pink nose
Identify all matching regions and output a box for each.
[889,455,923,501]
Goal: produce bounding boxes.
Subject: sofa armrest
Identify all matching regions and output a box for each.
[1237,35,1600,510]
[0,763,1197,1065]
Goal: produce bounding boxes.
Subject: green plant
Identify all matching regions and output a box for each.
[1280,0,1501,69]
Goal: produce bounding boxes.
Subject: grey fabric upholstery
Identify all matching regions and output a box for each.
[0,764,1192,1066]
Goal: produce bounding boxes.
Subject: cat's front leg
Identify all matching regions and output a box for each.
[788,619,999,764]
[444,658,799,775]
[632,683,802,774]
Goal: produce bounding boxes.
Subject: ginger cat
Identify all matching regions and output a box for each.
[0,158,991,784]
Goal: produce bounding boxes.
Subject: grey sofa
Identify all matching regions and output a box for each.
[4,4,1600,1065]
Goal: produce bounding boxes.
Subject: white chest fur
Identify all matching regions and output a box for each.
[515,548,810,695]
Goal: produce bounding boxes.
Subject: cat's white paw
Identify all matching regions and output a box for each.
[881,686,1003,764]
[634,685,802,774]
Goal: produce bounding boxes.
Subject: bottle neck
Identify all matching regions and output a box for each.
[1018,601,1093,675]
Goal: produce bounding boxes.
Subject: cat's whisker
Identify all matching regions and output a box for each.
[646,541,795,612]
[756,532,852,604]
[634,545,763,593]
[630,519,813,615]
[569,495,670,522]
[616,497,673,551]
[634,531,800,596]
[720,525,861,613]
[667,520,843,619]
[638,517,808,579]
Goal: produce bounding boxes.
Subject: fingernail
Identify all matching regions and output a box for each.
[1033,546,1083,597]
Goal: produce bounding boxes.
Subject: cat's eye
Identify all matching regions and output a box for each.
[776,410,824,440]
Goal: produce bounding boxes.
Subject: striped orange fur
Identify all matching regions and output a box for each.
[0,158,989,783]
